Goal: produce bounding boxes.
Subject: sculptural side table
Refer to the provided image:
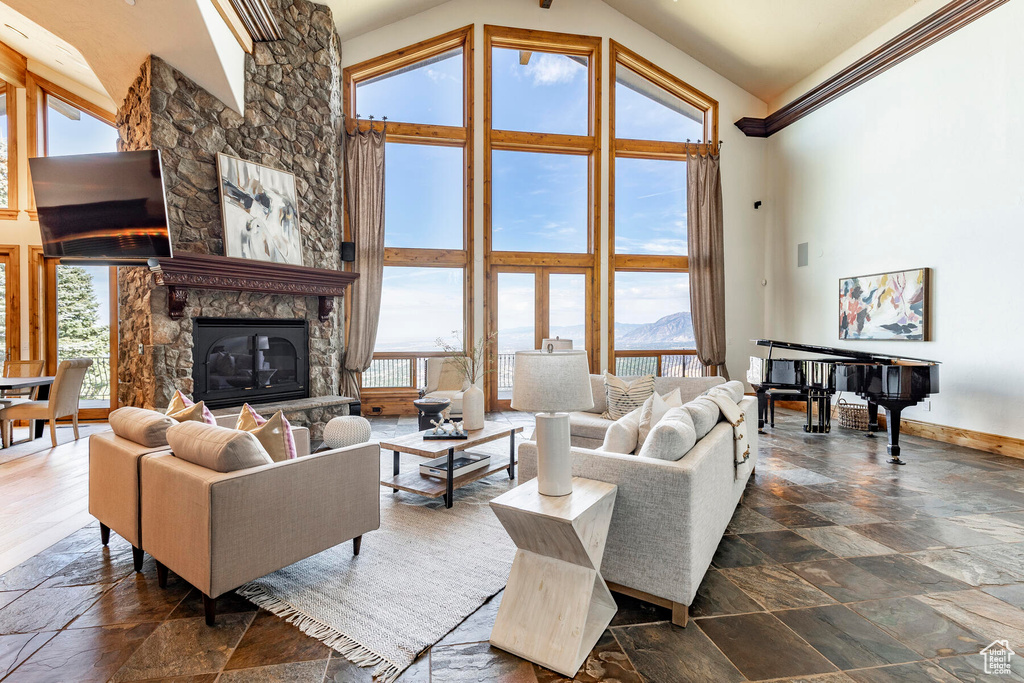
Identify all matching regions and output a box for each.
[488,477,618,677]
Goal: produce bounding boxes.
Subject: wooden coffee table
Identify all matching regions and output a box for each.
[379,421,524,509]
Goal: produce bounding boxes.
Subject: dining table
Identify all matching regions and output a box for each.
[0,376,56,444]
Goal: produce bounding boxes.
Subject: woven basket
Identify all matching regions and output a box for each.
[836,399,869,431]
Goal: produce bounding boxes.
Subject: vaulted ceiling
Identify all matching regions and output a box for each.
[324,0,925,104]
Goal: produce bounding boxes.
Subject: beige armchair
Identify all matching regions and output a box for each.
[141,441,381,624]
[89,409,313,572]
[1,358,92,448]
[421,357,470,416]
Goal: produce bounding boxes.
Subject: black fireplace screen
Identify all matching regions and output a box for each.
[193,318,309,408]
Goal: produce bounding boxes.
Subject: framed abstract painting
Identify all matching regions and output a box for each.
[839,268,930,341]
[217,153,303,266]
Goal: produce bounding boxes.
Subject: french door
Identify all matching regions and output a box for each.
[487,266,595,410]
[42,260,118,419]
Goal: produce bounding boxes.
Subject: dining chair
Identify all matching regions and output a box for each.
[0,358,93,448]
[2,359,46,400]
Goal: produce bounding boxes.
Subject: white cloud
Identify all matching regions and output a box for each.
[525,53,584,86]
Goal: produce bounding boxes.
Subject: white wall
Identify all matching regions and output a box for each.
[341,0,769,381]
[765,1,1024,438]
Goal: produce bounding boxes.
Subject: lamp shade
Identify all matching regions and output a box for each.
[511,350,594,413]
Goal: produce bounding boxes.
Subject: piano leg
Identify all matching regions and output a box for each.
[885,407,905,465]
[756,389,768,433]
[866,402,879,437]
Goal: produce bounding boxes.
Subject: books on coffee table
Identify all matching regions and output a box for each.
[419,452,491,479]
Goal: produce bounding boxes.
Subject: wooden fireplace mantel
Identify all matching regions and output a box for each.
[147,253,359,321]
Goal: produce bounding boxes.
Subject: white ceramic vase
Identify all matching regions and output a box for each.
[462,384,485,430]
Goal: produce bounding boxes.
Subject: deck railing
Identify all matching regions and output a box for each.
[614,350,710,378]
[364,349,709,393]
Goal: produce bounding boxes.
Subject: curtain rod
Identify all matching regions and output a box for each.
[344,114,388,132]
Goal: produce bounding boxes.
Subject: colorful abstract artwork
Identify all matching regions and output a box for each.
[839,268,930,341]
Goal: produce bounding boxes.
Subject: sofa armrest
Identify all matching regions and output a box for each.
[141,442,381,597]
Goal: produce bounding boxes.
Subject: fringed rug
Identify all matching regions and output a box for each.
[238,439,519,682]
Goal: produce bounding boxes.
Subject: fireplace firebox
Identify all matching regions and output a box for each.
[193,318,309,409]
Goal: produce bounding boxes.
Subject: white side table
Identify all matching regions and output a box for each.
[488,477,618,677]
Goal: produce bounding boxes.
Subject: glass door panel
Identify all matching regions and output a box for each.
[55,264,113,412]
[495,272,536,402]
[548,273,586,353]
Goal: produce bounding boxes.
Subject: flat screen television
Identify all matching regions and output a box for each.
[29,150,172,262]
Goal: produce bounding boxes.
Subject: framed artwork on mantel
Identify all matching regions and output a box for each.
[217,153,303,266]
[839,267,930,341]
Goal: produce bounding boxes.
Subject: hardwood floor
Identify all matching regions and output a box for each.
[3,411,1024,681]
[0,424,106,576]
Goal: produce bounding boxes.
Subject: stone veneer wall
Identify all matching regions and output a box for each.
[115,0,345,437]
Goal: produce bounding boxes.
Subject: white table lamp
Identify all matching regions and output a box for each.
[511,349,594,496]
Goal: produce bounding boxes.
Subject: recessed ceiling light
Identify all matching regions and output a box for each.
[124,0,136,5]
[4,24,27,39]
[57,45,73,55]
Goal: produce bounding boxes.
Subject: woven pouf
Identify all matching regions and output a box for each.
[322,415,372,449]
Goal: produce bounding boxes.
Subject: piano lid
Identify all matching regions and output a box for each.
[752,339,940,365]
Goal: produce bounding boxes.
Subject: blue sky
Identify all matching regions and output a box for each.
[358,47,698,352]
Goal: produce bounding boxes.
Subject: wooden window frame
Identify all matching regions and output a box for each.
[483,26,603,401]
[484,25,602,266]
[609,40,718,367]
[25,73,117,220]
[0,81,19,220]
[343,27,474,403]
[0,245,20,361]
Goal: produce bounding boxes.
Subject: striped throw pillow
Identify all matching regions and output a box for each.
[602,373,656,420]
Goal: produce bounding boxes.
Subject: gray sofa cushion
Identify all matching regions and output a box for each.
[637,407,697,461]
[569,411,614,442]
[108,407,177,448]
[684,397,721,439]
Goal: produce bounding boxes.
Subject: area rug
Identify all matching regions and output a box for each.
[237,439,519,682]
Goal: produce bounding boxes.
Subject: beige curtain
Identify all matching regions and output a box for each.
[341,125,386,399]
[686,152,729,379]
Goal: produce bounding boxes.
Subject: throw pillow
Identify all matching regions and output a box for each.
[662,388,683,409]
[165,390,216,425]
[684,396,721,440]
[637,392,672,450]
[599,405,643,454]
[637,407,697,461]
[708,380,745,404]
[166,421,273,472]
[603,372,655,420]
[108,406,177,447]
[235,403,297,462]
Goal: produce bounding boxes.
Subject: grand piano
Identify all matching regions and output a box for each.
[747,339,940,464]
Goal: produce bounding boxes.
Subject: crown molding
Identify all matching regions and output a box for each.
[735,0,1011,138]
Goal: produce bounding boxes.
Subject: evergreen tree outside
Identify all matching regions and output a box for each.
[57,266,110,399]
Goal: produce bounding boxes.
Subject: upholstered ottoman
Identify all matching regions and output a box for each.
[323,415,372,449]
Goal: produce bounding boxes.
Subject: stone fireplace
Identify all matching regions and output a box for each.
[113,0,347,437]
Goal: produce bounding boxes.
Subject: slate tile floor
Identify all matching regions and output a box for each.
[4,411,1024,680]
